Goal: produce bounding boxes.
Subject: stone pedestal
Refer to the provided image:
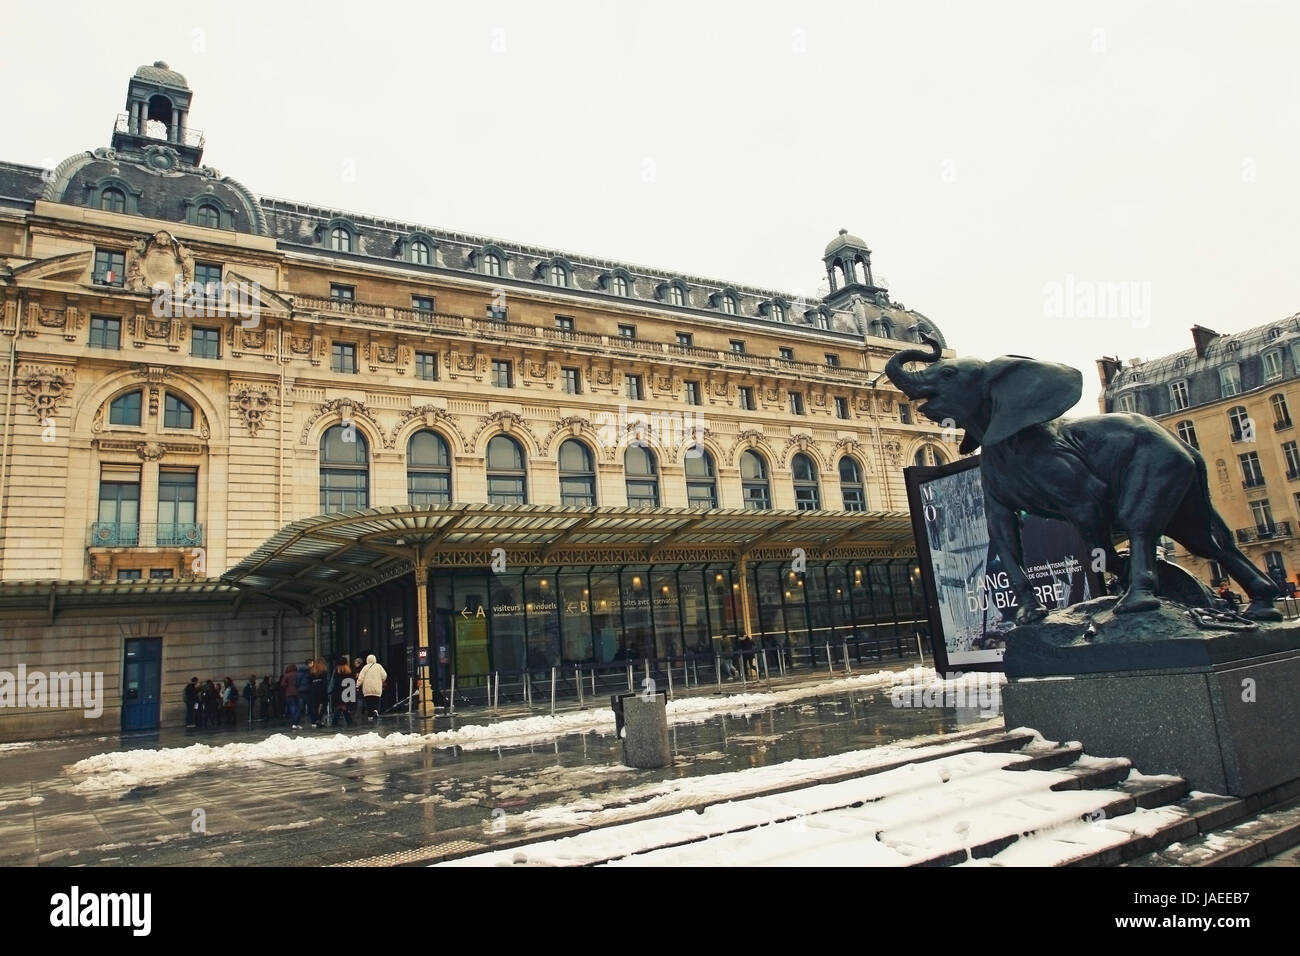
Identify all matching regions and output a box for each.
[1002,597,1300,797]
[621,693,672,769]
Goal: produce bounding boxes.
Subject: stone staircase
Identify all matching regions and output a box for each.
[435,728,1300,867]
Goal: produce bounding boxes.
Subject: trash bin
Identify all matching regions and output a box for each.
[611,691,672,769]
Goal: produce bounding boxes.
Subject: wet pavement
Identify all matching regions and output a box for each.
[0,662,1002,866]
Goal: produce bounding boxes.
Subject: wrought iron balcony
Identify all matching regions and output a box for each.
[88,522,204,548]
[113,113,205,149]
[1235,521,1291,544]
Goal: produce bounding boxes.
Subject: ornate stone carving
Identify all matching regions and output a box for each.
[132,364,172,386]
[144,317,171,340]
[780,433,818,468]
[595,369,613,385]
[20,367,72,421]
[289,335,312,355]
[726,429,774,466]
[234,387,272,437]
[124,231,195,293]
[471,410,535,451]
[35,306,65,329]
[298,398,380,446]
[540,416,597,456]
[376,345,399,364]
[388,405,467,452]
[137,441,167,461]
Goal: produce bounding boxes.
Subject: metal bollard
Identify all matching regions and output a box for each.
[627,663,633,691]
[715,655,722,693]
[449,674,456,716]
[842,643,851,674]
[825,642,833,675]
[576,667,584,707]
[779,649,786,677]
[550,666,556,715]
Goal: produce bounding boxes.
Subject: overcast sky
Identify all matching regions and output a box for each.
[7,0,1300,413]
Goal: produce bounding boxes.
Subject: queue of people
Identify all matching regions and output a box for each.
[183,652,387,731]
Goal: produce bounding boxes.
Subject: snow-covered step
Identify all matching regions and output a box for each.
[1124,795,1300,867]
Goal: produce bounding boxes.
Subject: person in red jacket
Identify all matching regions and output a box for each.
[280,663,302,729]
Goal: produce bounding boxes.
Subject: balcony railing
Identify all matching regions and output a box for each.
[113,113,205,149]
[1242,476,1267,489]
[88,522,204,548]
[1235,521,1292,544]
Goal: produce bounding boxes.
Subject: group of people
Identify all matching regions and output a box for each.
[183,653,388,731]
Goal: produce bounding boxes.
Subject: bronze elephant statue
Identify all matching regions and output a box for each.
[885,332,1281,623]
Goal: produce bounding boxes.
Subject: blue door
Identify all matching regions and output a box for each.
[121,638,162,732]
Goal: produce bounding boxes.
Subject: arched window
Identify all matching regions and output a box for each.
[550,263,569,287]
[100,187,126,213]
[407,430,451,507]
[329,227,352,253]
[684,447,718,508]
[1176,420,1199,449]
[721,293,737,314]
[482,252,502,277]
[486,435,527,505]
[914,444,947,467]
[771,303,787,323]
[792,453,821,510]
[1228,405,1251,442]
[196,202,221,228]
[109,391,143,427]
[163,394,194,429]
[668,285,685,307]
[839,457,865,511]
[740,450,771,509]
[320,425,369,512]
[410,240,431,265]
[624,446,660,507]
[611,275,629,297]
[558,439,596,506]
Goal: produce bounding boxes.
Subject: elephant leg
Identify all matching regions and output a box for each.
[986,498,1045,625]
[1168,497,1281,621]
[1115,530,1161,613]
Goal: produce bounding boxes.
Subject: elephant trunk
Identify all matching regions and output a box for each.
[883,332,942,397]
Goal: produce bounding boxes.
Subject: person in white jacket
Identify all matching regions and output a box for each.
[356,654,387,720]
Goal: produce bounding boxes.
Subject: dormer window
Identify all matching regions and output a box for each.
[410,240,431,265]
[196,202,221,228]
[1269,327,1284,340]
[550,263,569,287]
[612,275,629,296]
[483,252,502,276]
[664,282,686,307]
[100,188,126,213]
[329,227,352,253]
[721,293,737,314]
[772,303,787,323]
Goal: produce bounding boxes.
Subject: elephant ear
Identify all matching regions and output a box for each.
[982,356,1082,447]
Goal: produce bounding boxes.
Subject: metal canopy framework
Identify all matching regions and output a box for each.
[221,503,918,613]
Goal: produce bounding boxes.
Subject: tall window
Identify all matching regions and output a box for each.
[492,359,513,388]
[163,394,194,429]
[482,252,502,276]
[738,386,755,411]
[825,354,841,367]
[1265,550,1286,581]
[196,202,221,228]
[195,262,222,296]
[899,403,912,424]
[97,467,140,546]
[792,454,821,510]
[90,315,121,349]
[330,284,355,305]
[550,263,569,287]
[561,367,580,395]
[1272,393,1292,428]
[407,430,451,507]
[1169,380,1190,411]
[1240,451,1265,488]
[840,457,865,511]
[412,295,435,313]
[624,446,660,507]
[1117,394,1136,413]
[626,374,644,401]
[331,343,357,374]
[100,187,126,213]
[1284,441,1300,478]
[835,397,850,420]
[721,293,737,314]
[740,450,771,509]
[788,392,805,415]
[93,249,125,286]
[320,425,369,512]
[329,227,352,252]
[157,469,198,545]
[684,381,700,405]
[1220,364,1242,398]
[915,444,946,467]
[1250,498,1275,533]
[1228,405,1252,442]
[191,326,220,359]
[109,391,142,426]
[410,240,431,265]
[558,439,596,506]
[1176,420,1199,449]
[684,448,717,508]
[415,351,438,381]
[486,435,527,505]
[611,275,629,297]
[668,285,685,307]
[771,303,786,323]
[1263,350,1284,382]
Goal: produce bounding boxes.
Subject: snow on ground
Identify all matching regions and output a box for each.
[442,744,1106,867]
[62,667,937,795]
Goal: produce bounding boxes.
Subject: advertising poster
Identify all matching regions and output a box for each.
[905,456,1104,672]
